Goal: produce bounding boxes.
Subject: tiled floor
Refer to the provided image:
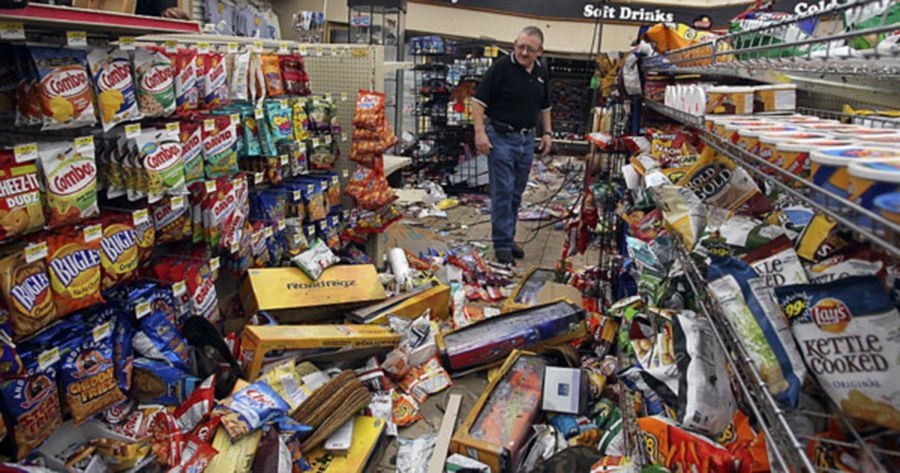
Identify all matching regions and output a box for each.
[372,155,598,471]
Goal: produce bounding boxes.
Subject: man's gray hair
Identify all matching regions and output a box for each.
[520,26,544,45]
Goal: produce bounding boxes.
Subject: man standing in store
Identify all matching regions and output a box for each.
[472,26,552,265]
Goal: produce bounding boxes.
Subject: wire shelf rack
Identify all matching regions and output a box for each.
[796,106,900,129]
[644,99,900,258]
[642,0,900,77]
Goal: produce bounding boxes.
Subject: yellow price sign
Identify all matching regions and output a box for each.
[13,143,37,163]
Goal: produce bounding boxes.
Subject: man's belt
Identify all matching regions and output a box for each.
[489,119,533,135]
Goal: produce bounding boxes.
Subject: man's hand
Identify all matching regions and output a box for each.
[538,134,552,156]
[475,130,492,156]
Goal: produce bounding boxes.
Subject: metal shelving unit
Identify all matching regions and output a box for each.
[0,3,201,35]
[641,0,900,108]
[645,99,900,258]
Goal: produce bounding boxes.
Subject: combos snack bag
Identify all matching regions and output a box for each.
[0,357,63,460]
[135,129,186,201]
[134,48,176,118]
[0,151,44,240]
[0,249,56,339]
[45,229,103,316]
[87,47,142,131]
[38,140,100,227]
[97,214,139,290]
[60,333,125,425]
[30,47,97,130]
[775,276,900,431]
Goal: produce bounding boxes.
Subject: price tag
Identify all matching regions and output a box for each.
[132,209,149,226]
[331,176,340,185]
[165,122,180,133]
[298,46,309,56]
[280,154,289,166]
[254,172,264,184]
[323,92,332,101]
[232,177,243,188]
[93,322,112,342]
[292,190,302,201]
[292,233,302,245]
[135,300,151,319]
[25,242,47,263]
[254,108,264,119]
[125,123,142,139]
[277,220,286,231]
[38,348,59,371]
[0,22,25,40]
[324,135,332,144]
[83,224,103,243]
[264,226,273,238]
[74,136,94,154]
[340,92,348,102]
[341,132,348,142]
[227,42,239,53]
[278,99,289,108]
[253,40,264,52]
[172,280,187,297]
[119,36,136,51]
[342,169,349,178]
[164,40,178,53]
[342,209,350,220]
[321,48,332,56]
[278,42,290,54]
[351,48,369,58]
[204,119,215,132]
[312,138,320,147]
[171,195,186,210]
[315,48,323,57]
[197,42,210,54]
[13,143,37,163]
[205,180,217,193]
[307,184,315,193]
[319,221,327,231]
[229,113,239,124]
[209,257,220,272]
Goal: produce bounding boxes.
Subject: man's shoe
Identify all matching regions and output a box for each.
[495,249,515,265]
[511,243,525,259]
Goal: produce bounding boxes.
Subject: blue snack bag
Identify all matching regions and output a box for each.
[213,380,291,440]
[132,309,191,372]
[0,356,63,460]
[131,357,198,405]
[60,332,125,425]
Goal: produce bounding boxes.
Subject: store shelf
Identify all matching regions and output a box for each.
[796,106,900,129]
[645,99,900,258]
[0,4,200,35]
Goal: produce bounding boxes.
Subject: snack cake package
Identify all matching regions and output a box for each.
[775,276,900,431]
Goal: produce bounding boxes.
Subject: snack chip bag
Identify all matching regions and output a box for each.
[212,380,291,440]
[135,129,186,201]
[30,47,97,130]
[280,55,309,96]
[134,48,175,118]
[308,97,337,132]
[87,47,142,131]
[179,120,204,184]
[0,358,63,460]
[230,50,250,102]
[95,215,138,290]
[130,209,155,264]
[0,63,18,122]
[775,276,900,431]
[174,374,216,433]
[353,91,386,130]
[265,100,294,143]
[152,195,192,244]
[292,98,310,141]
[677,148,772,217]
[0,250,57,339]
[261,54,285,97]
[46,229,103,316]
[174,49,199,114]
[637,415,737,472]
[201,116,239,178]
[290,238,338,280]
[132,308,191,372]
[60,333,125,425]
[0,151,45,240]
[202,52,228,108]
[38,142,99,228]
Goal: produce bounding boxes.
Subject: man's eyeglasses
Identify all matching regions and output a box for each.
[514,44,541,54]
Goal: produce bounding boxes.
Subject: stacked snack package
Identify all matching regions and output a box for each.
[344,90,401,242]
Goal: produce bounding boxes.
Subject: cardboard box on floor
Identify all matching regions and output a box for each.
[240,265,386,323]
[348,280,451,324]
[501,267,583,313]
[241,325,401,380]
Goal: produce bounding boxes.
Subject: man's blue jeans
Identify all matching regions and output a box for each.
[487,123,534,252]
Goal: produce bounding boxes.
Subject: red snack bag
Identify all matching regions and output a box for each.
[46,227,103,317]
[638,415,737,473]
[174,49,199,114]
[152,195,192,244]
[279,55,309,96]
[353,90,386,129]
[149,410,185,466]
[96,213,139,290]
[191,415,220,444]
[167,434,217,473]
[174,374,216,433]
[201,52,228,109]
[0,151,45,240]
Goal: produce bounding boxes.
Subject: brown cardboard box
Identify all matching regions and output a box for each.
[240,325,400,380]
[500,267,583,313]
[240,265,387,323]
[348,280,450,324]
[72,0,136,14]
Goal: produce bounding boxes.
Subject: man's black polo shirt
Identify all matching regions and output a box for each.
[473,53,551,130]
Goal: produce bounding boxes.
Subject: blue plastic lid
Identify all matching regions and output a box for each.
[874,192,900,214]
